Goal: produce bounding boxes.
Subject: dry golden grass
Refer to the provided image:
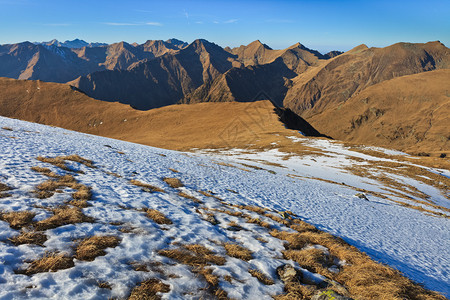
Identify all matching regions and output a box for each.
[273,283,317,300]
[34,206,94,231]
[249,269,274,285]
[163,177,184,188]
[68,199,90,208]
[31,166,60,178]
[9,231,47,246]
[1,126,13,131]
[159,244,226,267]
[130,180,165,193]
[223,242,253,261]
[23,252,74,275]
[128,278,170,300]
[283,248,335,279]
[0,211,36,229]
[271,228,446,300]
[246,217,271,229]
[169,168,179,173]
[178,191,203,203]
[0,182,12,192]
[75,235,121,261]
[144,209,173,225]
[198,190,223,201]
[97,281,112,290]
[61,154,95,168]
[197,267,219,286]
[36,156,73,172]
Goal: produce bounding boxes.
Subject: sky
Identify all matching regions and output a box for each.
[0,0,449,53]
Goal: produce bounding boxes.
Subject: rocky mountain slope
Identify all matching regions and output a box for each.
[71,40,330,109]
[283,41,450,117]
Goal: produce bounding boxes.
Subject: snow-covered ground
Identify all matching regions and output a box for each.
[0,117,449,299]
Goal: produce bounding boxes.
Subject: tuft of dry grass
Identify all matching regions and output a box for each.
[30,166,60,178]
[246,217,271,229]
[22,252,74,275]
[178,191,203,203]
[163,177,184,188]
[61,154,95,168]
[1,126,13,131]
[68,199,90,208]
[223,242,253,261]
[159,244,226,267]
[34,206,94,231]
[249,269,275,285]
[198,190,223,201]
[144,208,173,225]
[0,182,12,192]
[282,248,335,279]
[168,168,179,173]
[0,211,36,229]
[128,278,170,300]
[97,281,112,290]
[198,267,219,286]
[9,231,47,246]
[130,180,165,193]
[75,235,121,261]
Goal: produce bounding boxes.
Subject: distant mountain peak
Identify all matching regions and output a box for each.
[248,40,272,50]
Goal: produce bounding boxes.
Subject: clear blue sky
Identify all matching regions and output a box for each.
[1,0,449,53]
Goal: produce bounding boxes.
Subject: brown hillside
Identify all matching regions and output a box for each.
[307,69,450,153]
[0,77,307,150]
[284,41,450,117]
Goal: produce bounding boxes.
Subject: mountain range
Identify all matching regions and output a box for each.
[0,38,449,154]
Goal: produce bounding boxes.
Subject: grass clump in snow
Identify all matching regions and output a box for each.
[178,191,203,204]
[34,206,94,231]
[246,217,271,229]
[271,225,447,300]
[0,182,12,198]
[163,177,184,188]
[9,231,47,246]
[159,244,226,266]
[22,252,74,275]
[249,268,275,285]
[30,166,60,178]
[130,179,165,193]
[144,208,173,225]
[223,242,253,261]
[75,235,121,261]
[0,211,36,229]
[1,126,13,131]
[128,278,170,300]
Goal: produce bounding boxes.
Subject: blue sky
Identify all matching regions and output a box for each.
[0,0,449,53]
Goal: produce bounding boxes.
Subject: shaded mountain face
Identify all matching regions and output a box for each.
[0,39,187,83]
[73,40,330,109]
[71,39,237,109]
[283,41,450,117]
